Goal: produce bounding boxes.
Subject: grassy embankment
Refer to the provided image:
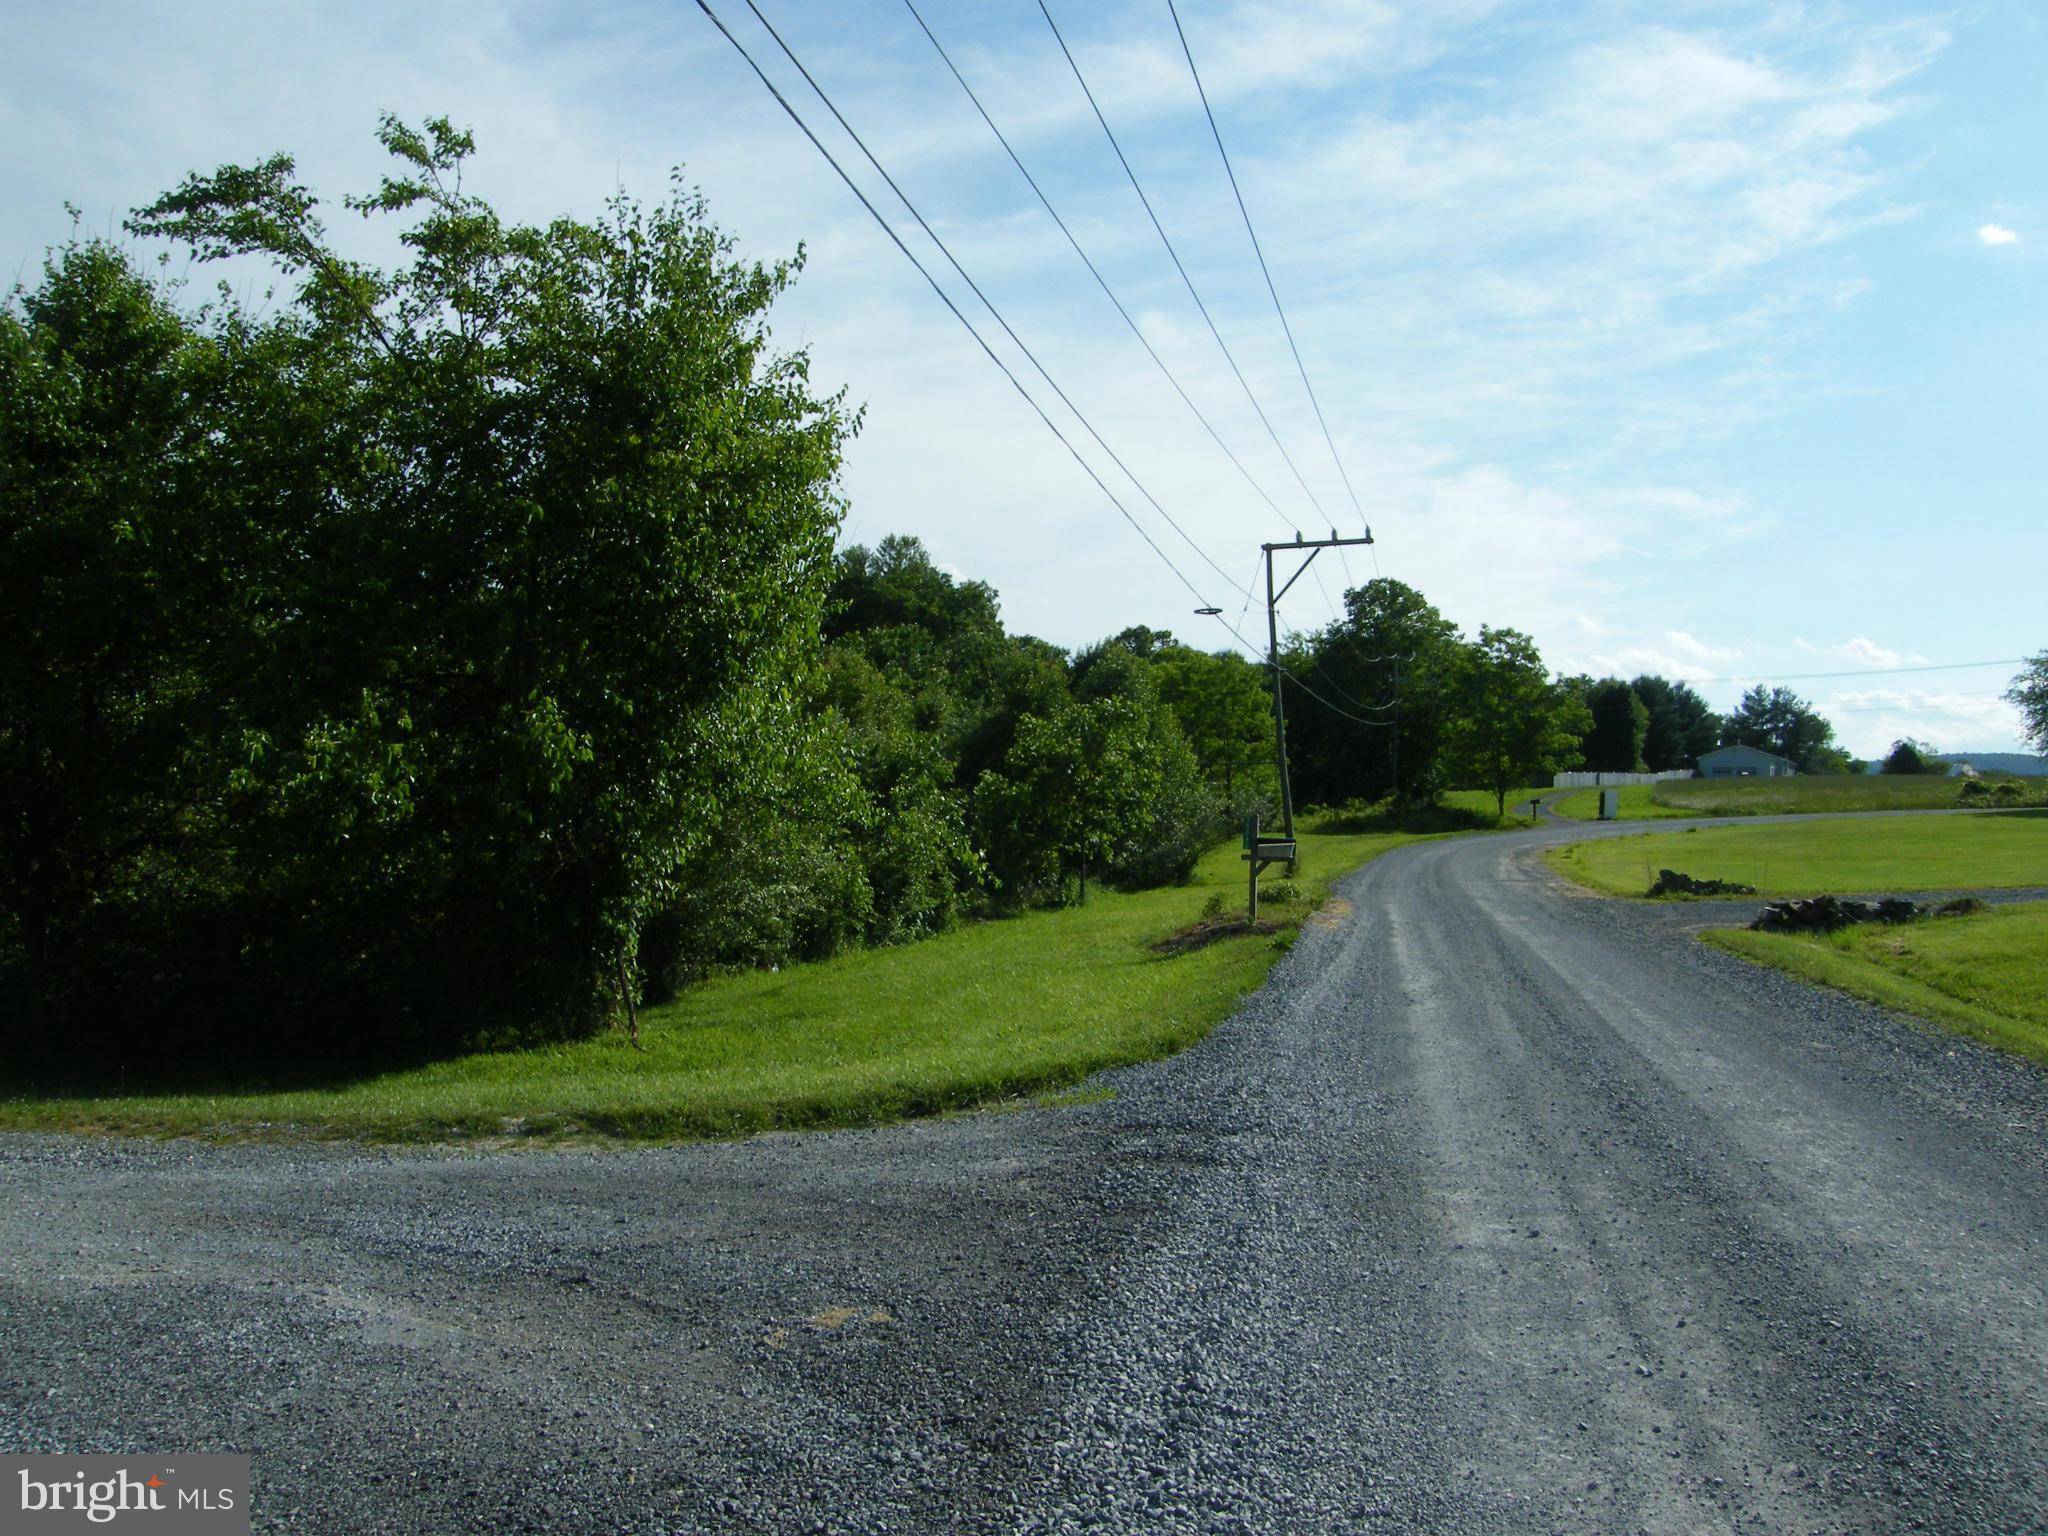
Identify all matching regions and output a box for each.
[1547,810,2048,898]
[1548,809,2048,1066]
[1708,905,2048,1066]
[0,829,1429,1143]
[1551,773,2034,822]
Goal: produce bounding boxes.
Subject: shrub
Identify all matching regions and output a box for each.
[2,120,851,1075]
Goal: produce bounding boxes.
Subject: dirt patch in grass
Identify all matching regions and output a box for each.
[1150,915,1284,957]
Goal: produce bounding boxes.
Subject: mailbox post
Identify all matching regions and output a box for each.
[1241,812,1296,921]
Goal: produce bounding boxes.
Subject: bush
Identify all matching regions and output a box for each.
[2,120,851,1076]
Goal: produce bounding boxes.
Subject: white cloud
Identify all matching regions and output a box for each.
[1978,223,2020,246]
[1588,646,1718,684]
[1830,636,1931,668]
[1666,631,1745,665]
[1817,689,2027,758]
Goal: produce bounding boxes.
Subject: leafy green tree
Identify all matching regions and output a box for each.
[1632,675,1720,770]
[1880,738,1938,775]
[827,534,1069,795]
[818,646,984,943]
[1289,578,1462,807]
[1153,646,1272,796]
[0,240,252,1040]
[1444,627,1593,816]
[1579,679,1650,773]
[972,689,1212,904]
[2007,654,2048,753]
[1720,685,1838,773]
[636,715,875,1000]
[1067,641,1218,886]
[4,116,853,1068]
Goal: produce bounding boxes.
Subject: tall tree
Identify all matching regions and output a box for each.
[1720,685,1838,772]
[1880,738,1938,775]
[1445,627,1593,816]
[973,696,1196,903]
[1289,578,1462,807]
[1579,679,1650,773]
[1152,646,1273,797]
[4,116,853,1068]
[2007,653,2048,753]
[1632,675,1720,770]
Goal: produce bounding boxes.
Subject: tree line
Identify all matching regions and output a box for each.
[0,120,1290,1078]
[10,120,2016,1081]
[1280,579,1873,814]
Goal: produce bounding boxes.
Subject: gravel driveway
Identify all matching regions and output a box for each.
[5,820,2045,1534]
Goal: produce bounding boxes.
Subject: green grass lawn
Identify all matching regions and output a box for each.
[1552,774,2033,822]
[1551,784,1698,821]
[1548,811,2048,898]
[1707,902,2048,1066]
[0,830,1423,1143]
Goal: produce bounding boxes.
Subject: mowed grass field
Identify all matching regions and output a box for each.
[1552,774,2036,822]
[1548,811,2048,898]
[0,830,1423,1143]
[1708,903,2048,1066]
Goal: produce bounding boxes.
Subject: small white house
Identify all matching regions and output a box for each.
[1697,744,1797,778]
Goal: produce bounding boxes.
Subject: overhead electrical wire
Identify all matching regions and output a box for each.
[901,0,1352,626]
[1166,0,1372,544]
[1036,0,1352,622]
[735,0,1247,601]
[1821,695,2012,714]
[693,0,1384,726]
[901,0,1318,558]
[690,0,1207,608]
[1691,659,2025,685]
[1277,621,1399,718]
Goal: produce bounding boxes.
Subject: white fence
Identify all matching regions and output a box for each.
[1551,769,1697,788]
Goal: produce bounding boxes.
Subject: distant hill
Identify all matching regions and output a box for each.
[1937,752,2048,778]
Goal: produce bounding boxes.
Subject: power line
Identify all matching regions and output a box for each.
[1821,696,2015,714]
[738,0,1247,602]
[1273,618,1397,717]
[695,0,1381,730]
[900,0,1308,552]
[1694,659,2024,685]
[1167,0,1371,539]
[691,0,1209,610]
[908,0,1348,629]
[1038,1,1340,538]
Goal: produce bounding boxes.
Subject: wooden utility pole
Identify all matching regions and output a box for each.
[1263,530,1376,839]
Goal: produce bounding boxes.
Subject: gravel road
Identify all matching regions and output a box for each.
[5,820,2046,1534]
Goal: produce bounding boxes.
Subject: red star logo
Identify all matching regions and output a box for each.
[146,1476,164,1489]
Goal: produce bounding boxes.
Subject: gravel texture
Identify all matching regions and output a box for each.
[4,818,2046,1534]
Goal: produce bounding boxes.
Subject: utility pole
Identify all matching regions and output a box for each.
[1263,529,1375,840]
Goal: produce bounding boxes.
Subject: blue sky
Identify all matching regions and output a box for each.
[4,0,2042,755]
